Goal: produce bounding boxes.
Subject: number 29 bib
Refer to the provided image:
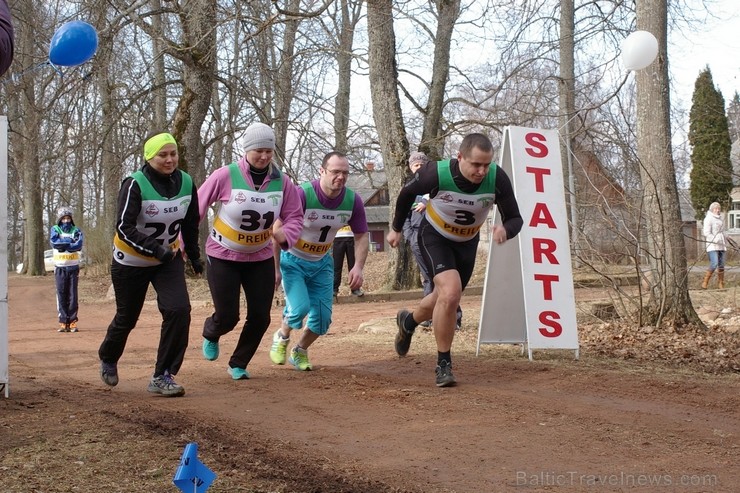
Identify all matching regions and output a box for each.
[113,170,192,266]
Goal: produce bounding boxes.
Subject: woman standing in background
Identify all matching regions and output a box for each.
[702,201,727,289]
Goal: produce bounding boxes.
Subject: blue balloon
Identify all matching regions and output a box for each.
[49,21,99,67]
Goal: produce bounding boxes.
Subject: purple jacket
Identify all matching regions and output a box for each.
[0,0,14,77]
[198,156,304,262]
[300,179,368,235]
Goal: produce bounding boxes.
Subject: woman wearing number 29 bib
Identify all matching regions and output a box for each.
[197,122,303,381]
[99,132,203,397]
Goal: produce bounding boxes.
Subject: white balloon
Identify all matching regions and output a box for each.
[621,31,659,71]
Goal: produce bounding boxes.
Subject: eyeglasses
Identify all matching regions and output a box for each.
[325,168,349,177]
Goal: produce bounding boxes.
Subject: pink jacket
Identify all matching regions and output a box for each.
[198,156,304,262]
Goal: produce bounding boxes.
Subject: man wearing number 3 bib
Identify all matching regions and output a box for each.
[99,132,203,397]
[387,133,523,387]
[197,122,304,381]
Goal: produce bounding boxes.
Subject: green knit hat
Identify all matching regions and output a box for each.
[144,133,177,160]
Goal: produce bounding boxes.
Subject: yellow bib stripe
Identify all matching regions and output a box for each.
[425,203,482,239]
[213,216,272,246]
[53,252,80,262]
[294,238,332,255]
[113,235,180,260]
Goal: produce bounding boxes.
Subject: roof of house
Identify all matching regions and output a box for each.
[347,169,387,203]
[364,205,389,224]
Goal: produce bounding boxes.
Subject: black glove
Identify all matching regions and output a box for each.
[157,245,177,264]
[55,244,68,252]
[190,258,204,275]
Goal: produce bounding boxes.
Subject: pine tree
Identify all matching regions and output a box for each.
[727,91,740,143]
[689,67,733,219]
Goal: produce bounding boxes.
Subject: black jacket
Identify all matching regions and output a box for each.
[115,163,201,263]
[392,159,523,240]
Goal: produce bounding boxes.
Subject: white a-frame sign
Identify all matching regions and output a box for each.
[477,126,579,359]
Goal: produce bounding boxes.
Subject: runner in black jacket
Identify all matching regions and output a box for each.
[99,133,202,397]
[387,133,523,387]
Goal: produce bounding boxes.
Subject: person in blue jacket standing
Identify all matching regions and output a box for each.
[50,207,84,332]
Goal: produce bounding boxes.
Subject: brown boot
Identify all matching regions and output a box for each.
[701,271,713,289]
[718,269,725,289]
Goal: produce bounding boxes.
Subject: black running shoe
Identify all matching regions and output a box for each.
[435,360,457,387]
[100,361,119,387]
[395,309,414,356]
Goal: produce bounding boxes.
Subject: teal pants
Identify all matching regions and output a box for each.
[280,251,333,335]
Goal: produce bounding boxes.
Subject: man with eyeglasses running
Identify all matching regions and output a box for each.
[270,151,369,371]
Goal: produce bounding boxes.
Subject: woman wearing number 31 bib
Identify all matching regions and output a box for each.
[197,122,304,381]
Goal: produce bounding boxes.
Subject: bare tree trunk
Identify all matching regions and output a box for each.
[366,0,415,290]
[98,61,119,239]
[635,0,701,327]
[5,52,23,272]
[18,99,44,277]
[210,84,226,175]
[223,3,242,160]
[151,0,167,130]
[170,0,217,187]
[273,0,301,167]
[14,0,44,275]
[419,0,460,159]
[88,3,121,251]
[7,184,22,271]
[19,136,43,275]
[172,72,211,185]
[558,0,581,263]
[333,0,362,154]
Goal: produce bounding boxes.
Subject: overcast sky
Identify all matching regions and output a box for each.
[668,0,740,108]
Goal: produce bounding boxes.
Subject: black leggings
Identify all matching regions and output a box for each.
[332,237,355,292]
[202,256,275,369]
[98,254,191,377]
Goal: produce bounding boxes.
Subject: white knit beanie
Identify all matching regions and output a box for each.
[241,122,275,152]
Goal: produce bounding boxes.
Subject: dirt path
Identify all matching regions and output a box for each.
[1,274,738,492]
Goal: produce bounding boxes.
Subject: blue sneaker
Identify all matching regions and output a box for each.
[227,367,250,380]
[202,338,219,361]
